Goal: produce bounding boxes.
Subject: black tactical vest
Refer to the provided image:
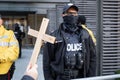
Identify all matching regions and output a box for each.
[62,31,84,69]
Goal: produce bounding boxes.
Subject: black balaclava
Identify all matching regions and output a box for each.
[63,15,78,33]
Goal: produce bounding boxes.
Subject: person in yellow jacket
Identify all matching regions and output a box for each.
[77,15,96,45]
[0,15,19,80]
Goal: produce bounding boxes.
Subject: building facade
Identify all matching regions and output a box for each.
[0,0,70,46]
[72,0,120,76]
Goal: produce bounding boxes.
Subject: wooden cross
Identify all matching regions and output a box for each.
[28,18,56,66]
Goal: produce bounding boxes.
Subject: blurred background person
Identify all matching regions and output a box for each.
[14,23,25,58]
[77,15,96,45]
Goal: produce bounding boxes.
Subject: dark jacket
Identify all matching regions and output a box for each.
[14,26,22,40]
[21,75,34,80]
[14,24,25,40]
[43,23,96,80]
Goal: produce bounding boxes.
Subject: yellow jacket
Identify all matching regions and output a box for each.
[0,25,19,74]
[81,24,96,45]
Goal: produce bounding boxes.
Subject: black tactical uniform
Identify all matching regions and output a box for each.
[43,3,96,80]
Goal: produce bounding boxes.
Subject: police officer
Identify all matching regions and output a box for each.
[77,15,96,45]
[43,3,96,80]
[0,14,19,80]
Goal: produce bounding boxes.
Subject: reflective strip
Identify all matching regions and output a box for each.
[9,42,18,46]
[0,35,8,39]
[0,42,9,46]
[0,42,18,47]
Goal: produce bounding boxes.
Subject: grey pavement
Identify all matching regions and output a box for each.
[12,48,44,80]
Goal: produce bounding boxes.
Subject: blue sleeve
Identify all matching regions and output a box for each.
[21,75,34,80]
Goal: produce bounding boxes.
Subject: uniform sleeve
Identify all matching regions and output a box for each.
[43,43,54,80]
[0,30,19,62]
[81,24,96,45]
[21,75,34,80]
[87,36,97,77]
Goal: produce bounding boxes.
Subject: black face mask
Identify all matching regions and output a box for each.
[63,15,78,25]
[63,15,79,33]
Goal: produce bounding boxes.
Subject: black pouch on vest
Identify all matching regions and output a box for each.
[76,52,83,69]
[65,53,76,69]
